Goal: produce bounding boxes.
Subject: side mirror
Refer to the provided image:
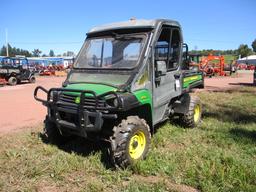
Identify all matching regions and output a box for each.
[156,61,167,76]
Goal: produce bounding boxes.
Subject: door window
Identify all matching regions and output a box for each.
[155,27,181,71]
[155,28,171,68]
[169,29,181,69]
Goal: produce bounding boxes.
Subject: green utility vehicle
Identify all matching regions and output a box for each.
[34,19,204,168]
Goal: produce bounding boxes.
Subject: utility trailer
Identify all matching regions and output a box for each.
[35,19,204,168]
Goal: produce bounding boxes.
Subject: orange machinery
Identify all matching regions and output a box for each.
[200,54,226,76]
[189,53,227,76]
[39,65,65,76]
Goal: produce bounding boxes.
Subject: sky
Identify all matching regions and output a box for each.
[1,0,255,55]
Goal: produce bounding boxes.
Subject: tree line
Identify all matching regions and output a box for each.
[1,39,256,58]
[190,39,256,58]
[0,44,75,57]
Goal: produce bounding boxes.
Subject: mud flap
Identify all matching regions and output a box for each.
[172,93,191,115]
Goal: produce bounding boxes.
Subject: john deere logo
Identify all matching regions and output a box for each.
[75,97,80,104]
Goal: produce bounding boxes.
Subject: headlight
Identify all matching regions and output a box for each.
[106,98,119,108]
[113,98,119,107]
[49,91,58,102]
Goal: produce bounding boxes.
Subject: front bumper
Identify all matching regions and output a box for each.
[34,86,120,137]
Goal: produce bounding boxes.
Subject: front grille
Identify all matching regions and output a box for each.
[59,93,106,109]
[59,94,76,103]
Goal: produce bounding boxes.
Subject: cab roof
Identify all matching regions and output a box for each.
[87,19,181,34]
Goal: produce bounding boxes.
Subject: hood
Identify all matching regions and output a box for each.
[64,83,117,96]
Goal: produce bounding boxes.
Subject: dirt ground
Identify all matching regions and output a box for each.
[0,71,254,135]
[203,70,254,91]
[0,76,65,135]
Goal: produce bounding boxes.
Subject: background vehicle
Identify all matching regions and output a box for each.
[0,57,36,85]
[34,19,204,168]
[189,53,236,77]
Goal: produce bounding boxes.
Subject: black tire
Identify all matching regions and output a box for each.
[29,76,36,83]
[179,96,202,128]
[110,116,151,168]
[43,116,70,144]
[8,76,17,86]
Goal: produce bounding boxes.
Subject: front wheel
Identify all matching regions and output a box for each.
[179,96,202,128]
[110,116,151,168]
[43,116,70,144]
[8,76,17,86]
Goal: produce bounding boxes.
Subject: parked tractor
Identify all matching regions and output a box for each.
[34,19,204,168]
[0,57,36,85]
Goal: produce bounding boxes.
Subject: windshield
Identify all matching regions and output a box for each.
[74,35,146,69]
[13,58,28,67]
[1,58,13,66]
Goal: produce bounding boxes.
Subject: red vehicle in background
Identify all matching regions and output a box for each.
[189,53,236,77]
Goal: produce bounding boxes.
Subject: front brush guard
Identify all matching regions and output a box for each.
[34,86,121,137]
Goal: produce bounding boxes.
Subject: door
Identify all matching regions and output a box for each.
[152,26,182,124]
[20,59,31,79]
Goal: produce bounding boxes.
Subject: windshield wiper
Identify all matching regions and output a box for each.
[65,81,120,89]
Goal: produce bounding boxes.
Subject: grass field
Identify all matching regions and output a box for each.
[0,87,256,192]
[223,55,237,62]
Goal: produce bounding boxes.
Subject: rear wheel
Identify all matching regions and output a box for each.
[110,116,151,168]
[8,76,17,86]
[29,76,36,83]
[179,96,202,128]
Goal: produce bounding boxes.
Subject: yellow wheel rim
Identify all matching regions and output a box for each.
[129,131,146,160]
[194,104,201,123]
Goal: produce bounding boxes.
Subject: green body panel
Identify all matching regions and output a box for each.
[64,83,152,112]
[182,74,202,88]
[133,89,152,109]
[64,83,117,96]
